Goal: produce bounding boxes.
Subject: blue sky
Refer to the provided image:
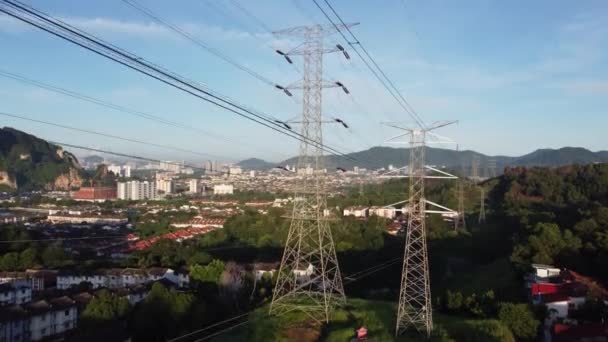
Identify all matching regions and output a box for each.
[0,0,607,163]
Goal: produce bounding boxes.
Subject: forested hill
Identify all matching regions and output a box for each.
[488,163,608,283]
[0,127,84,191]
[242,146,608,172]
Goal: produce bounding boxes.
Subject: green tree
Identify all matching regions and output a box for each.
[130,282,195,342]
[498,303,540,340]
[0,252,19,271]
[190,259,225,285]
[512,222,582,265]
[41,244,69,268]
[82,289,130,322]
[19,248,37,269]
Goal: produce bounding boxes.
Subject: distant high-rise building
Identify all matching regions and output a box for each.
[159,161,182,173]
[156,179,174,195]
[213,184,234,195]
[108,165,122,176]
[123,165,131,178]
[108,164,132,178]
[204,160,213,172]
[249,171,256,178]
[229,166,242,175]
[117,181,156,200]
[188,179,199,194]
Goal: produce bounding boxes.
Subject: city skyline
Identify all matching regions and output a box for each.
[0,0,607,163]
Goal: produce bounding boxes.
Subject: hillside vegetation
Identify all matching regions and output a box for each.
[0,127,84,191]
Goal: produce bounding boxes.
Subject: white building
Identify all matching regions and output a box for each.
[117,181,157,200]
[229,166,242,175]
[369,206,396,219]
[156,179,174,195]
[0,282,32,306]
[249,171,256,178]
[108,165,132,178]
[26,297,77,341]
[343,206,369,218]
[188,179,199,194]
[214,184,234,195]
[56,268,189,290]
[123,165,131,178]
[159,161,182,173]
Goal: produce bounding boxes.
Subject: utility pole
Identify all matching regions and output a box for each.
[270,23,354,323]
[382,121,457,337]
[479,187,486,223]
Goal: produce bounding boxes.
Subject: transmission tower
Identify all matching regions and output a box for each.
[487,158,497,178]
[471,155,480,183]
[479,187,486,223]
[455,147,466,231]
[381,121,457,337]
[269,23,354,322]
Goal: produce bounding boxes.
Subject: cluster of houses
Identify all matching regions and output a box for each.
[0,267,189,341]
[56,268,189,290]
[126,217,225,252]
[526,264,608,341]
[343,206,404,219]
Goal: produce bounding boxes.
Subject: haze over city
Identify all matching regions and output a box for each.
[1,1,608,341]
[1,0,607,162]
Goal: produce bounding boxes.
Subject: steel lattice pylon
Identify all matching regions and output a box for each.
[479,187,486,223]
[455,146,466,231]
[396,128,433,336]
[381,121,457,337]
[269,24,351,322]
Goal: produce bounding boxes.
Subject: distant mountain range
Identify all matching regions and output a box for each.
[239,146,608,173]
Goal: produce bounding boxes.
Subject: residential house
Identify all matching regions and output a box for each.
[0,283,32,307]
[343,206,369,218]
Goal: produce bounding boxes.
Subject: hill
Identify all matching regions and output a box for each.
[237,158,275,171]
[240,146,608,172]
[0,127,84,191]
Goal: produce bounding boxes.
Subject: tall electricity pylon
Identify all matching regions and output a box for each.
[381,121,457,337]
[479,187,486,223]
[455,148,466,231]
[487,158,497,178]
[269,23,354,322]
[471,155,480,183]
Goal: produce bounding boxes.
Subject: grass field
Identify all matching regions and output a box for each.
[212,298,515,342]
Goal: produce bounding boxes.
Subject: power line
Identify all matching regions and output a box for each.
[0,111,223,159]
[222,0,389,165]
[169,255,403,341]
[0,68,237,145]
[0,68,292,162]
[311,0,426,129]
[0,0,355,162]
[121,0,287,90]
[48,141,203,170]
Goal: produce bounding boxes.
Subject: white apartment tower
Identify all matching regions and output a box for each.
[188,179,199,194]
[117,181,157,200]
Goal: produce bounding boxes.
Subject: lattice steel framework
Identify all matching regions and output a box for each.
[270,24,353,322]
[471,155,480,182]
[397,128,432,336]
[455,146,466,231]
[381,121,457,337]
[479,187,486,223]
